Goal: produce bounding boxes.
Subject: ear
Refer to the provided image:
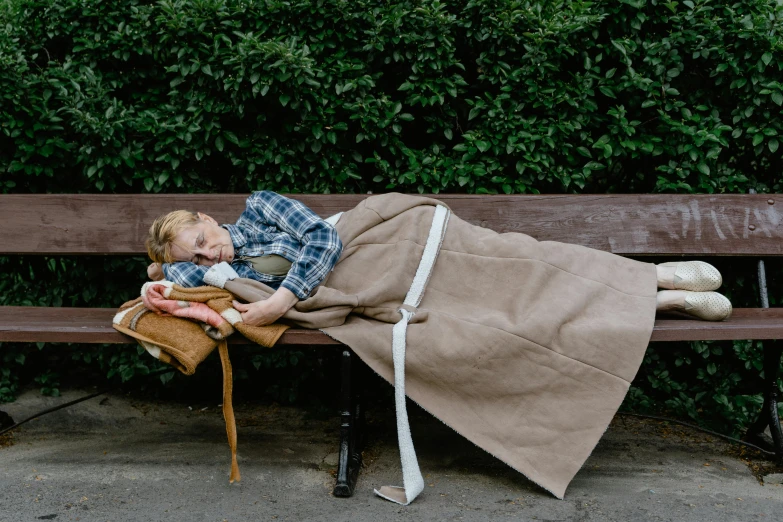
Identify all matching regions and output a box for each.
[197,212,218,225]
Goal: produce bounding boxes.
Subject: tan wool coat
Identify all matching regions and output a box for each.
[223,193,658,499]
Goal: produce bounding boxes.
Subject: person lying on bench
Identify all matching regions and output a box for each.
[144,191,732,324]
[141,190,736,502]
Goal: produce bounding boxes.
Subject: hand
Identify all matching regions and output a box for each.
[147,263,164,281]
[233,287,298,327]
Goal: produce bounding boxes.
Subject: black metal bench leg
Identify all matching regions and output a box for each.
[746,342,783,460]
[333,348,363,497]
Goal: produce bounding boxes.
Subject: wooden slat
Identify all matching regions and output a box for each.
[650,308,783,341]
[1,307,781,344]
[1,194,782,256]
[0,307,339,345]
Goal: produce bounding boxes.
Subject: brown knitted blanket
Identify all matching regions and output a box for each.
[113,284,289,483]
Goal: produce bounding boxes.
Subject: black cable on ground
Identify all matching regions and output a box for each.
[616,411,777,457]
[0,368,175,437]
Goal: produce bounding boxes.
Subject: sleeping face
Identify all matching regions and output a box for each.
[169,213,235,266]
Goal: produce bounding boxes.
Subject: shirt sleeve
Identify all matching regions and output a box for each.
[243,191,343,299]
[162,260,268,289]
[161,262,210,288]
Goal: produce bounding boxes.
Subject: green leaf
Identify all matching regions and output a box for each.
[279,94,291,107]
[224,131,239,145]
[772,92,783,106]
[761,53,773,66]
[584,161,605,170]
[476,141,490,152]
[593,134,611,148]
[144,178,154,191]
[201,64,212,76]
[444,129,453,140]
[215,136,225,152]
[468,107,481,120]
[769,139,779,154]
[752,133,764,147]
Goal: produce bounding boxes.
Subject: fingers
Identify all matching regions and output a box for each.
[147,263,164,281]
[232,300,249,311]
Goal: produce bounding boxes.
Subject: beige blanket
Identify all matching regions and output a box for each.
[225,193,658,498]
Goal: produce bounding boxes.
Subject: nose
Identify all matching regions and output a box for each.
[194,247,217,264]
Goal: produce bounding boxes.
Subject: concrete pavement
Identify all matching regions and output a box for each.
[1,388,782,521]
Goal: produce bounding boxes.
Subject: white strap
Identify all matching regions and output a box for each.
[374,204,450,505]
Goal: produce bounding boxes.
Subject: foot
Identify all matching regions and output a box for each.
[657,261,722,291]
[656,290,732,321]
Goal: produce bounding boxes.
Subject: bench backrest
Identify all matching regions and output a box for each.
[1,194,781,256]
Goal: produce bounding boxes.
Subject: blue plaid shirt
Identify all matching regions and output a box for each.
[161,191,343,299]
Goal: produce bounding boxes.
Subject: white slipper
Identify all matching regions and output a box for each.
[659,261,723,292]
[683,291,733,321]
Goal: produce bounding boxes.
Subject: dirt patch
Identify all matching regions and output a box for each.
[727,445,783,484]
[0,431,14,448]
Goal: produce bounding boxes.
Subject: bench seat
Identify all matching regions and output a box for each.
[2,306,783,343]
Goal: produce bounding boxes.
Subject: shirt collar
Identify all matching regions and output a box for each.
[222,224,247,249]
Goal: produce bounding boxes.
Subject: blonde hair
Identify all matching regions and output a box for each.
[146,210,201,264]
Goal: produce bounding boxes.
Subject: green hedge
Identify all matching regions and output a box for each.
[2,0,782,435]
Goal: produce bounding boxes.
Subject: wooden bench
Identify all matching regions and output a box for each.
[1,193,782,493]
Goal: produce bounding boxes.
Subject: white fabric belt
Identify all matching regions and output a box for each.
[374,204,451,505]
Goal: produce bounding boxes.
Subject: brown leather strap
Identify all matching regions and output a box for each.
[218,339,241,483]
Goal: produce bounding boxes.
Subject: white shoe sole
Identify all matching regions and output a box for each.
[683,291,732,321]
[659,261,722,292]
